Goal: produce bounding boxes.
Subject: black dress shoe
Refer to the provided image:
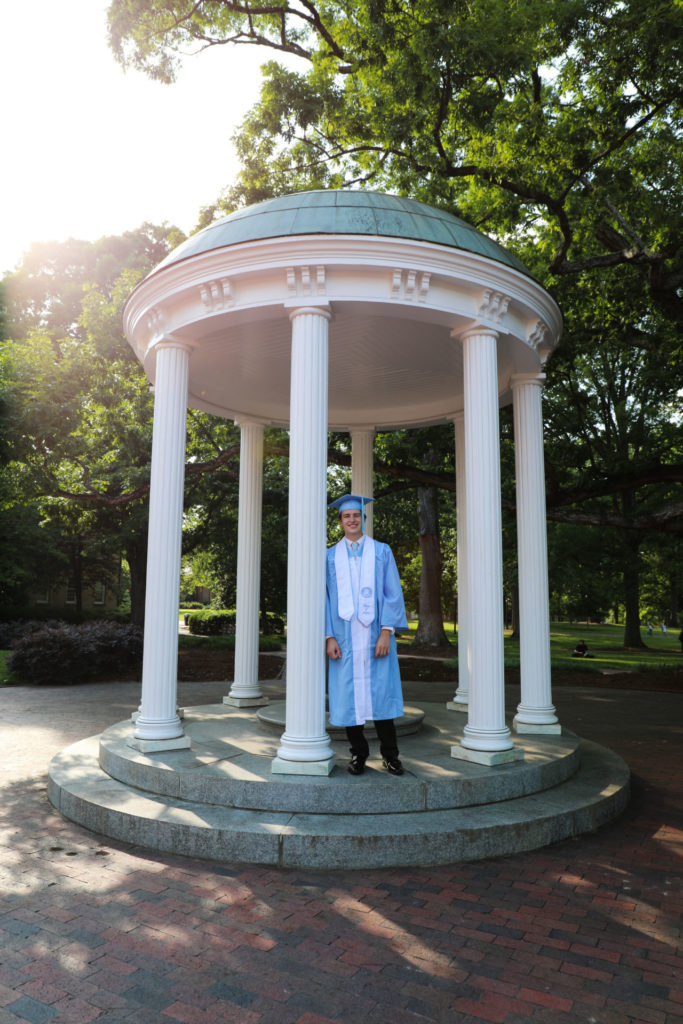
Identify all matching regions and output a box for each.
[382,758,404,776]
[347,756,366,775]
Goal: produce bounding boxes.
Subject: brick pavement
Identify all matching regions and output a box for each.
[0,679,681,1024]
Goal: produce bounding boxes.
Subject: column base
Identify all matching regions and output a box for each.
[271,755,336,776]
[451,743,524,766]
[223,696,270,708]
[446,700,468,712]
[131,707,184,722]
[513,717,562,735]
[128,735,192,753]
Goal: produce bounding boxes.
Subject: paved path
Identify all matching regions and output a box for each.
[1,678,681,1023]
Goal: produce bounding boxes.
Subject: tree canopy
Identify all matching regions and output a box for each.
[108,0,683,330]
[4,0,681,639]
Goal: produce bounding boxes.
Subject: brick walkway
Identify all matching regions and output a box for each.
[0,679,681,1024]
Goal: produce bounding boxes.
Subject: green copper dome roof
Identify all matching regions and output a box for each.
[155,190,532,276]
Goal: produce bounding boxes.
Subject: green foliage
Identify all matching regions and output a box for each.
[7,621,143,685]
[108,0,683,327]
[105,0,682,647]
[0,474,67,615]
[2,226,186,623]
[186,608,285,636]
[187,608,238,636]
[541,268,682,640]
[0,651,18,686]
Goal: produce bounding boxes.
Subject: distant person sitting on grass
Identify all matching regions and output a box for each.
[571,639,594,659]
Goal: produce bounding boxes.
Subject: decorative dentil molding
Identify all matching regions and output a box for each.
[286,265,327,299]
[390,268,431,302]
[199,278,234,311]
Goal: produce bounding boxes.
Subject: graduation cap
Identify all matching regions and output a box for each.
[329,494,373,533]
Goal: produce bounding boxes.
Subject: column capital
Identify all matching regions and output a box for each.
[286,303,332,321]
[151,334,195,355]
[234,416,266,430]
[451,325,501,343]
[510,372,546,390]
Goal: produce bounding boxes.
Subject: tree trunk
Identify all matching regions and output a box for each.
[126,536,147,627]
[509,582,520,639]
[412,484,450,647]
[669,566,680,628]
[68,536,84,617]
[622,531,646,648]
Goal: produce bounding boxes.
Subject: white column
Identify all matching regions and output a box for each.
[351,428,375,537]
[448,413,469,710]
[272,306,335,774]
[451,329,522,765]
[225,419,268,707]
[511,374,561,733]
[132,340,192,751]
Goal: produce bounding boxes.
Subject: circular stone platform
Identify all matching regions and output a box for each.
[48,702,630,870]
[257,702,425,738]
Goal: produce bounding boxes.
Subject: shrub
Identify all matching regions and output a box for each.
[187,609,237,636]
[261,612,285,635]
[187,609,286,637]
[7,621,143,685]
[0,619,63,648]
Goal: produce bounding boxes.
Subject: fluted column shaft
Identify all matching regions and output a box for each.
[457,329,516,758]
[134,341,191,747]
[449,413,469,709]
[351,429,375,537]
[273,307,335,773]
[511,374,560,732]
[226,419,267,705]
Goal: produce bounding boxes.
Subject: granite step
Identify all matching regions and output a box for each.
[48,702,630,870]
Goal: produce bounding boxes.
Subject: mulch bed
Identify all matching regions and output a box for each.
[177,650,284,682]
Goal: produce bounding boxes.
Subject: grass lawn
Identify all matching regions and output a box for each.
[399,620,682,673]
[3,621,678,687]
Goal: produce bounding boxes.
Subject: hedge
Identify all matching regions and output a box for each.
[186,609,285,636]
[187,609,237,636]
[7,621,143,685]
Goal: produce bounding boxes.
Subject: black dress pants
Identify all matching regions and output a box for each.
[346,719,399,762]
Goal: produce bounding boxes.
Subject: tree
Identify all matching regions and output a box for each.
[541,269,682,645]
[2,226,235,625]
[180,424,291,619]
[107,0,683,648]
[108,0,683,330]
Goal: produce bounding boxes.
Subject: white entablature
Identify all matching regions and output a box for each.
[124,233,561,431]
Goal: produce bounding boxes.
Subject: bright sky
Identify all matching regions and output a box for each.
[1,0,283,277]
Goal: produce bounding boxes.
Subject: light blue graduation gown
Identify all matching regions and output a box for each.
[325,538,408,727]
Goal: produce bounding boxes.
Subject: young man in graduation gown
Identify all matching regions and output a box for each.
[326,494,408,776]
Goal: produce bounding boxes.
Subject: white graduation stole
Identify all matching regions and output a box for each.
[334,536,376,626]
